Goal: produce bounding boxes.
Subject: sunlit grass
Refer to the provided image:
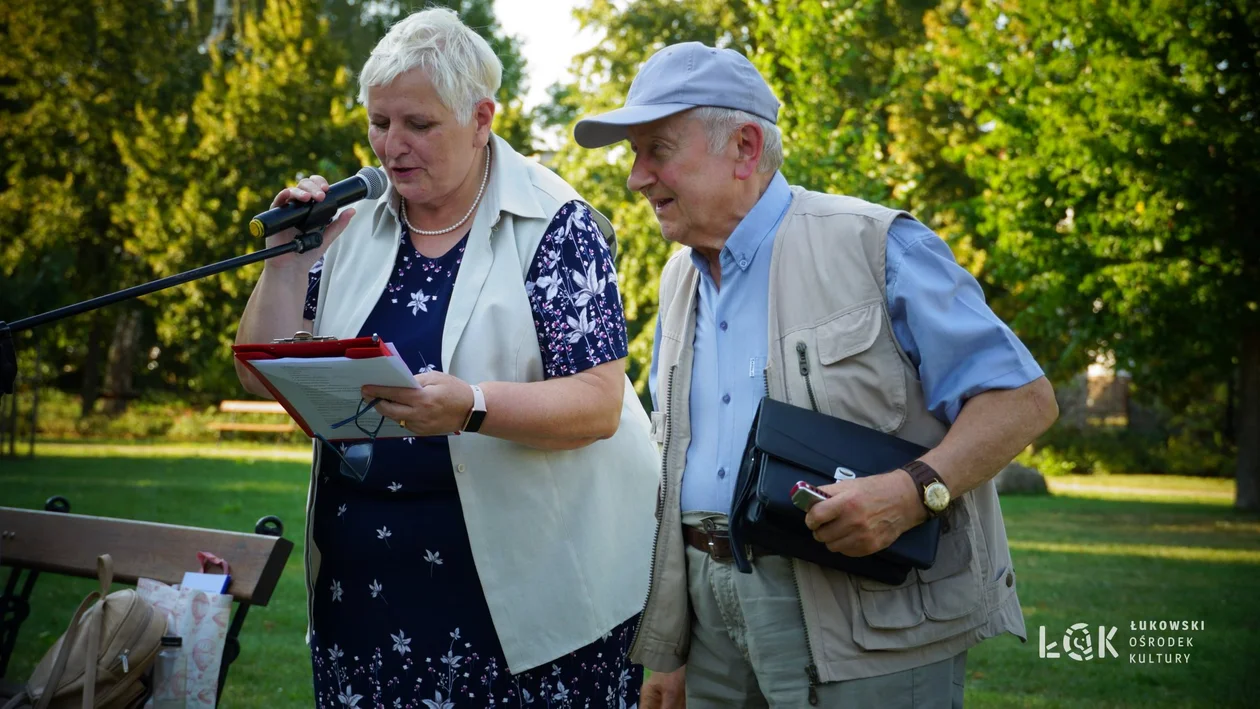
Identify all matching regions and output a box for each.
[1007,540,1260,564]
[2,450,1256,708]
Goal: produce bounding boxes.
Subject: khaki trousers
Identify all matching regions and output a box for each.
[682,513,967,708]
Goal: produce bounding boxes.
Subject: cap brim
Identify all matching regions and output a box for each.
[573,103,697,148]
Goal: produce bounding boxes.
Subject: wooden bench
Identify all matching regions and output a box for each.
[0,496,294,704]
[206,399,297,435]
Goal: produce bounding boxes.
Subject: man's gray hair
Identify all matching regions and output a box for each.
[358,7,502,125]
[691,106,784,174]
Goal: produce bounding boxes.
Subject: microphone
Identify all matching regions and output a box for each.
[249,166,389,238]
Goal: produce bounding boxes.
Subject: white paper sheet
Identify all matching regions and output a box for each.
[248,354,420,440]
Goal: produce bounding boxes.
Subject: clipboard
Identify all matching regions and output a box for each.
[231,331,413,440]
[232,331,390,361]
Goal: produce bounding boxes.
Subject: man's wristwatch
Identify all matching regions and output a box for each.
[903,460,951,517]
[461,384,487,433]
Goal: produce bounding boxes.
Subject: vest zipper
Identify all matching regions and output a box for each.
[796,341,820,412]
[806,663,821,704]
[783,351,822,702]
[791,565,822,705]
[629,364,677,659]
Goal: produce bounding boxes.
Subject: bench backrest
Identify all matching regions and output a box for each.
[0,508,293,605]
[218,400,288,415]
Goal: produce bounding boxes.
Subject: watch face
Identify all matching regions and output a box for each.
[924,481,951,512]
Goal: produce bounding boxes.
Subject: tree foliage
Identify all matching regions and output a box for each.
[2,0,534,401]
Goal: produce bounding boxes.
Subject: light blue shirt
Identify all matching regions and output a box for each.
[649,182,1044,513]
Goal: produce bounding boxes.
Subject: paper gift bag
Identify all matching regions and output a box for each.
[137,567,232,708]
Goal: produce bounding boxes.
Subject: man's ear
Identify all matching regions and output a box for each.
[733,122,765,181]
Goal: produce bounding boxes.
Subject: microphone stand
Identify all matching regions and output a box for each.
[0,230,327,396]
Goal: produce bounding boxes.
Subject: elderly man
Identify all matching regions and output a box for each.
[574,42,1058,708]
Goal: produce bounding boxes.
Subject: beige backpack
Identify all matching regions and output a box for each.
[3,555,166,709]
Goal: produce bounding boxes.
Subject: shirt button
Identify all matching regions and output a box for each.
[722,393,731,404]
[1005,572,1014,588]
[456,463,466,474]
[718,468,726,479]
[739,259,749,268]
[720,321,728,331]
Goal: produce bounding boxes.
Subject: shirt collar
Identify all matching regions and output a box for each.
[690,171,791,274]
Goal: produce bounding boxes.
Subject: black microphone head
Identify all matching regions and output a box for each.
[358,166,388,200]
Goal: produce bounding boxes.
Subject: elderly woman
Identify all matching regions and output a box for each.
[234,9,658,707]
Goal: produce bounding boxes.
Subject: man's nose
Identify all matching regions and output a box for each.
[626,154,654,193]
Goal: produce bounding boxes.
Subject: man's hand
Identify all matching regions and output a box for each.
[804,471,926,556]
[641,667,686,709]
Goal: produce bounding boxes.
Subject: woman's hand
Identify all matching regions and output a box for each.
[364,371,476,436]
[263,175,358,277]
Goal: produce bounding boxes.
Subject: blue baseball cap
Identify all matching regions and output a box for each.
[574,42,781,149]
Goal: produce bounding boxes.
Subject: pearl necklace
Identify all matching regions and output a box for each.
[399,144,491,236]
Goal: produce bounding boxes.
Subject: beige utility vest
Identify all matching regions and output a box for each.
[634,186,1026,682]
[307,134,661,674]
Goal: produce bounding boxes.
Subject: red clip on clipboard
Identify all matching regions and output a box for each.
[231,331,393,439]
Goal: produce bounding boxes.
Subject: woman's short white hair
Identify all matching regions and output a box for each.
[691,106,784,174]
[358,7,502,125]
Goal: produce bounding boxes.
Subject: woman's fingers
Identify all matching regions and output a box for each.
[270,176,331,208]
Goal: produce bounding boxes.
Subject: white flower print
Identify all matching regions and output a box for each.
[387,481,402,492]
[337,503,347,518]
[553,679,570,703]
[330,580,343,603]
[376,526,392,540]
[571,259,606,308]
[421,690,454,709]
[327,644,344,661]
[407,289,432,315]
[392,699,402,709]
[424,549,443,577]
[337,685,362,706]
[534,269,562,300]
[368,579,387,603]
[566,308,597,344]
[440,649,463,669]
[391,629,412,656]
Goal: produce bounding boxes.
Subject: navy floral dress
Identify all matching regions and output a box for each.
[303,202,641,709]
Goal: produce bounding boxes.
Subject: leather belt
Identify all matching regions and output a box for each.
[683,524,778,563]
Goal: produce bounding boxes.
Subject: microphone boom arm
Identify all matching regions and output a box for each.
[0,230,326,395]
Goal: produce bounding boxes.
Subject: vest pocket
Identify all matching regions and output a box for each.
[811,302,906,432]
[855,573,924,630]
[851,504,987,650]
[917,524,982,621]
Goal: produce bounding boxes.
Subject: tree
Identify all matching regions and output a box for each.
[320,0,535,153]
[0,0,210,414]
[551,0,962,403]
[924,0,1260,506]
[547,0,755,403]
[115,0,365,395]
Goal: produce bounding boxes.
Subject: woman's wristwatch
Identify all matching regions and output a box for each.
[461,384,487,433]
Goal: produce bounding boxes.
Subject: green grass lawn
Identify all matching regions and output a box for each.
[2,450,1257,708]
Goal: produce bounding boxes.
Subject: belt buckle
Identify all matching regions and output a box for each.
[700,518,728,562]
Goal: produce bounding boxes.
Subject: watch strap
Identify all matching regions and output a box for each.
[903,459,947,516]
[462,384,487,433]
